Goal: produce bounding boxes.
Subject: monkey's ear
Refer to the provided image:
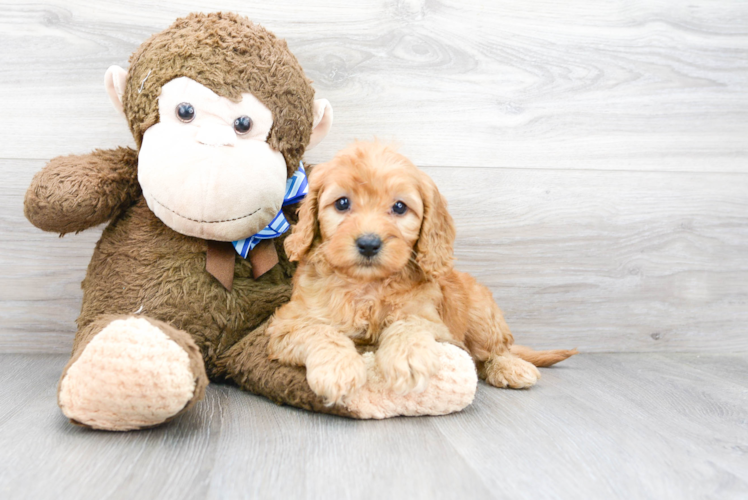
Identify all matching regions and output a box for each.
[307,99,333,151]
[105,65,128,116]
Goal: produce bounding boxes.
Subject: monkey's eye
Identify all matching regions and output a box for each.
[334,197,350,212]
[234,116,253,134]
[392,201,408,215]
[176,102,195,122]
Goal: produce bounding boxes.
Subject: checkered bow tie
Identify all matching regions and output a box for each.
[232,163,308,258]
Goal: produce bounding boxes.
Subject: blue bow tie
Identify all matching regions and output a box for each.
[232,163,308,258]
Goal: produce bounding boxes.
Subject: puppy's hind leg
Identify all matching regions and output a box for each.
[479,353,540,389]
[462,283,540,389]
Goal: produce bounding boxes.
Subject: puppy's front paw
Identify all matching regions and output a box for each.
[306,349,367,406]
[376,336,442,394]
[482,354,540,389]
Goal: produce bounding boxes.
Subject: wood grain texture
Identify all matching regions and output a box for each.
[1,1,747,353]
[1,353,746,499]
[435,167,748,353]
[3,159,746,353]
[433,353,748,499]
[0,0,746,171]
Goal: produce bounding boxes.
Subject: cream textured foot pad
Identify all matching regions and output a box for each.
[344,343,477,419]
[58,317,196,431]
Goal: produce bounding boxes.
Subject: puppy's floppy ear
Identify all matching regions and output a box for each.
[285,170,321,262]
[415,175,456,277]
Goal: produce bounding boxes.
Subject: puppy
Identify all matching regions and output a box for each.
[267,142,576,405]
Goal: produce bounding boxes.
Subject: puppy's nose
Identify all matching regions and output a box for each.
[356,234,382,258]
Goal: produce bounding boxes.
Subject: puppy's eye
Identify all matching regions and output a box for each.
[334,197,350,212]
[176,102,195,122]
[234,116,252,134]
[392,201,408,215]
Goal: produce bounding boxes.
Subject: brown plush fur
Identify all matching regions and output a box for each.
[75,195,311,381]
[267,142,577,404]
[24,13,350,423]
[124,12,314,176]
[24,147,140,235]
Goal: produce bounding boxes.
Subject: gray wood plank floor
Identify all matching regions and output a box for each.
[1,353,746,500]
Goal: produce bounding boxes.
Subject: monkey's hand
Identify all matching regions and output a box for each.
[24,147,141,234]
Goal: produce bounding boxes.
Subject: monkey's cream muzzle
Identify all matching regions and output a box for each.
[137,77,288,241]
[194,123,237,147]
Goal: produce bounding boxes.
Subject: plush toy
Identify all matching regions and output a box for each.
[24,12,477,431]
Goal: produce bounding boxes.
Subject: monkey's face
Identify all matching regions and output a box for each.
[138,77,287,241]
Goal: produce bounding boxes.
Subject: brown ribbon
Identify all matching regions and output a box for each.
[206,239,279,291]
[206,241,236,291]
[248,239,279,279]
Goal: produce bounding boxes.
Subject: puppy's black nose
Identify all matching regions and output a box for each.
[356,234,382,258]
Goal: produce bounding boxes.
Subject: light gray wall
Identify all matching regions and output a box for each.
[2,0,746,353]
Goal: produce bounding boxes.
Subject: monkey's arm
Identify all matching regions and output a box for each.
[24,147,141,234]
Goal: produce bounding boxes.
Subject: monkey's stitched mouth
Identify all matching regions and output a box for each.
[151,196,263,224]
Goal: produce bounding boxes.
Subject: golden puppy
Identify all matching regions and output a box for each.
[267,142,576,405]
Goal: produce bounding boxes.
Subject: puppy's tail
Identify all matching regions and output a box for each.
[510,345,578,367]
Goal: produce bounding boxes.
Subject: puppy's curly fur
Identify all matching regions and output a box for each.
[267,142,576,405]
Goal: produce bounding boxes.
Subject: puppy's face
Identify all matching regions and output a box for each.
[317,155,424,280]
[285,142,455,281]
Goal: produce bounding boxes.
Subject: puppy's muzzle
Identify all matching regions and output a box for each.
[356,234,382,258]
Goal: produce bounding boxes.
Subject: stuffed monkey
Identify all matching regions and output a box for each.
[24,13,477,431]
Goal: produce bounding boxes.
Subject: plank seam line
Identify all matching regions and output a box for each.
[5,158,748,177]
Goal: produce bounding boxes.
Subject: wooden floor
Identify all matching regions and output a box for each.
[1,352,746,500]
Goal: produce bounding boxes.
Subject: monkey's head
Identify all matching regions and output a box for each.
[104,12,333,241]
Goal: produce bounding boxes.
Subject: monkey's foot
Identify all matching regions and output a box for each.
[58,317,205,431]
[343,343,477,418]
